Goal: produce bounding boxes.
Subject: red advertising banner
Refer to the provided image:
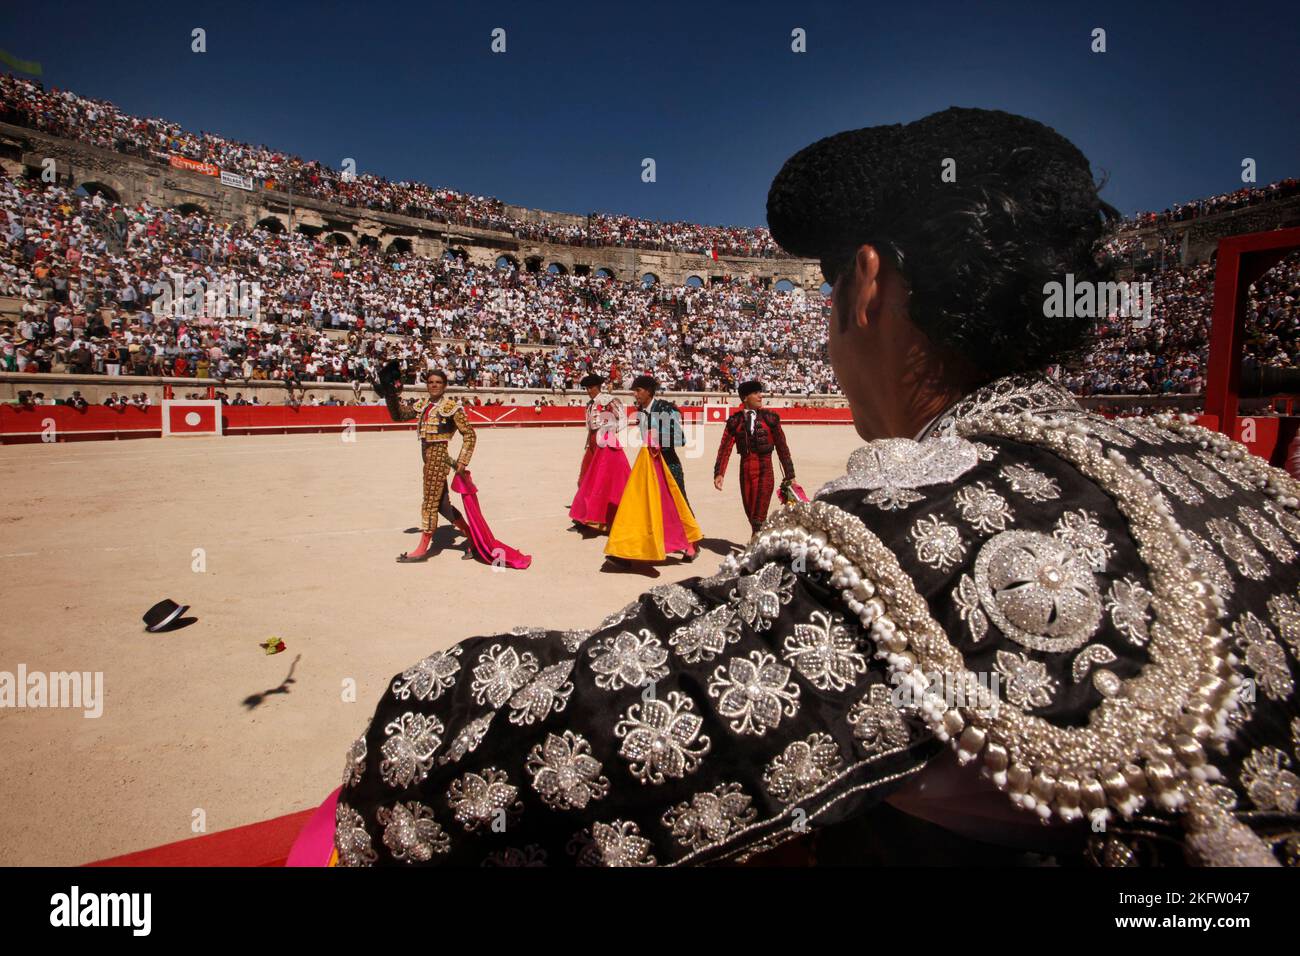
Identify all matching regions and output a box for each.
[169,154,219,176]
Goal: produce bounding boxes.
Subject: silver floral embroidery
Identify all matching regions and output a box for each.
[1092,669,1122,697]
[847,684,910,754]
[661,783,758,852]
[910,514,966,572]
[1184,529,1236,599]
[1112,416,1171,445]
[762,732,843,804]
[471,644,539,708]
[560,628,594,653]
[782,610,867,691]
[974,530,1103,653]
[1071,643,1118,682]
[1205,518,1268,580]
[1171,454,1231,498]
[342,734,367,788]
[438,712,494,766]
[648,583,704,619]
[954,481,1014,534]
[729,562,797,630]
[1239,748,1300,812]
[379,712,444,788]
[507,660,576,726]
[589,820,657,866]
[598,601,640,632]
[1266,593,1300,655]
[999,463,1061,502]
[334,802,377,867]
[614,691,711,784]
[1140,455,1203,504]
[391,646,462,702]
[971,441,999,462]
[708,651,802,736]
[525,731,610,810]
[1263,500,1300,545]
[669,604,741,663]
[1196,449,1255,490]
[994,649,1058,709]
[1105,578,1152,645]
[482,845,548,867]
[818,436,978,507]
[588,629,669,690]
[446,768,521,831]
[377,801,450,862]
[1053,509,1114,572]
[1237,505,1297,562]
[1232,613,1294,701]
[952,573,989,642]
[509,626,548,641]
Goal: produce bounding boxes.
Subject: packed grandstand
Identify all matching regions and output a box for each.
[1,72,1297,401]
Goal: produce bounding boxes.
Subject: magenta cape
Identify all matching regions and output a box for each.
[569,440,631,527]
[452,470,532,569]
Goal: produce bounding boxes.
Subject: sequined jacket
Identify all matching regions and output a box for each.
[336,376,1300,867]
[385,391,476,467]
[637,398,685,450]
[715,408,795,480]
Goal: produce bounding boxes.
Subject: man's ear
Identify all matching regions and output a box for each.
[846,244,884,331]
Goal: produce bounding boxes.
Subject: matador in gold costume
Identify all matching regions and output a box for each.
[376,364,476,562]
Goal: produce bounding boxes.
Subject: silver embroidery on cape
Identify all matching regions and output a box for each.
[446,768,522,831]
[708,650,802,736]
[1263,500,1300,545]
[953,573,989,642]
[1232,613,1294,701]
[334,802,377,867]
[391,646,462,702]
[648,583,705,619]
[816,437,979,507]
[1196,449,1255,490]
[1105,578,1152,645]
[1266,593,1300,655]
[377,801,451,862]
[999,463,1061,502]
[380,712,444,788]
[588,629,670,690]
[1237,505,1297,562]
[1205,518,1268,580]
[1071,643,1118,682]
[509,626,548,641]
[954,481,1014,534]
[439,712,494,766]
[910,514,966,571]
[661,783,758,852]
[342,734,367,788]
[1141,455,1203,504]
[994,649,1059,710]
[782,610,867,692]
[1184,529,1236,599]
[589,820,657,867]
[598,601,640,632]
[560,628,595,653]
[1171,454,1231,498]
[974,530,1103,652]
[471,644,539,708]
[1052,509,1114,572]
[482,845,548,867]
[729,562,797,630]
[614,691,711,784]
[763,732,843,804]
[507,660,576,725]
[1239,748,1300,812]
[669,604,742,663]
[525,731,610,810]
[847,684,910,754]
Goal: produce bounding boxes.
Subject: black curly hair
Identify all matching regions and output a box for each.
[767,107,1120,379]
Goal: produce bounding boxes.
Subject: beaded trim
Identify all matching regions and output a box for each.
[728,408,1295,865]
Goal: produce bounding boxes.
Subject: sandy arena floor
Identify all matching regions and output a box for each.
[0,423,862,866]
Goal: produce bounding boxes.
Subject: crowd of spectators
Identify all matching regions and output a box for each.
[0,73,783,259]
[1120,178,1300,229]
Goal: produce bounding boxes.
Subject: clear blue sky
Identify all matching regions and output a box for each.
[2,0,1296,227]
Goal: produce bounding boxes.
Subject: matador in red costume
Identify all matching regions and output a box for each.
[713,379,796,534]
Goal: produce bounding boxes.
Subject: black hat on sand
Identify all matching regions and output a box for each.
[738,380,764,398]
[143,598,190,633]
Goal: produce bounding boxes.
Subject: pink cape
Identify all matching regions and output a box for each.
[569,441,631,527]
[452,470,532,569]
[286,787,340,867]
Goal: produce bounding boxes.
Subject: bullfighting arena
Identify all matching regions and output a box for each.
[0,422,860,866]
